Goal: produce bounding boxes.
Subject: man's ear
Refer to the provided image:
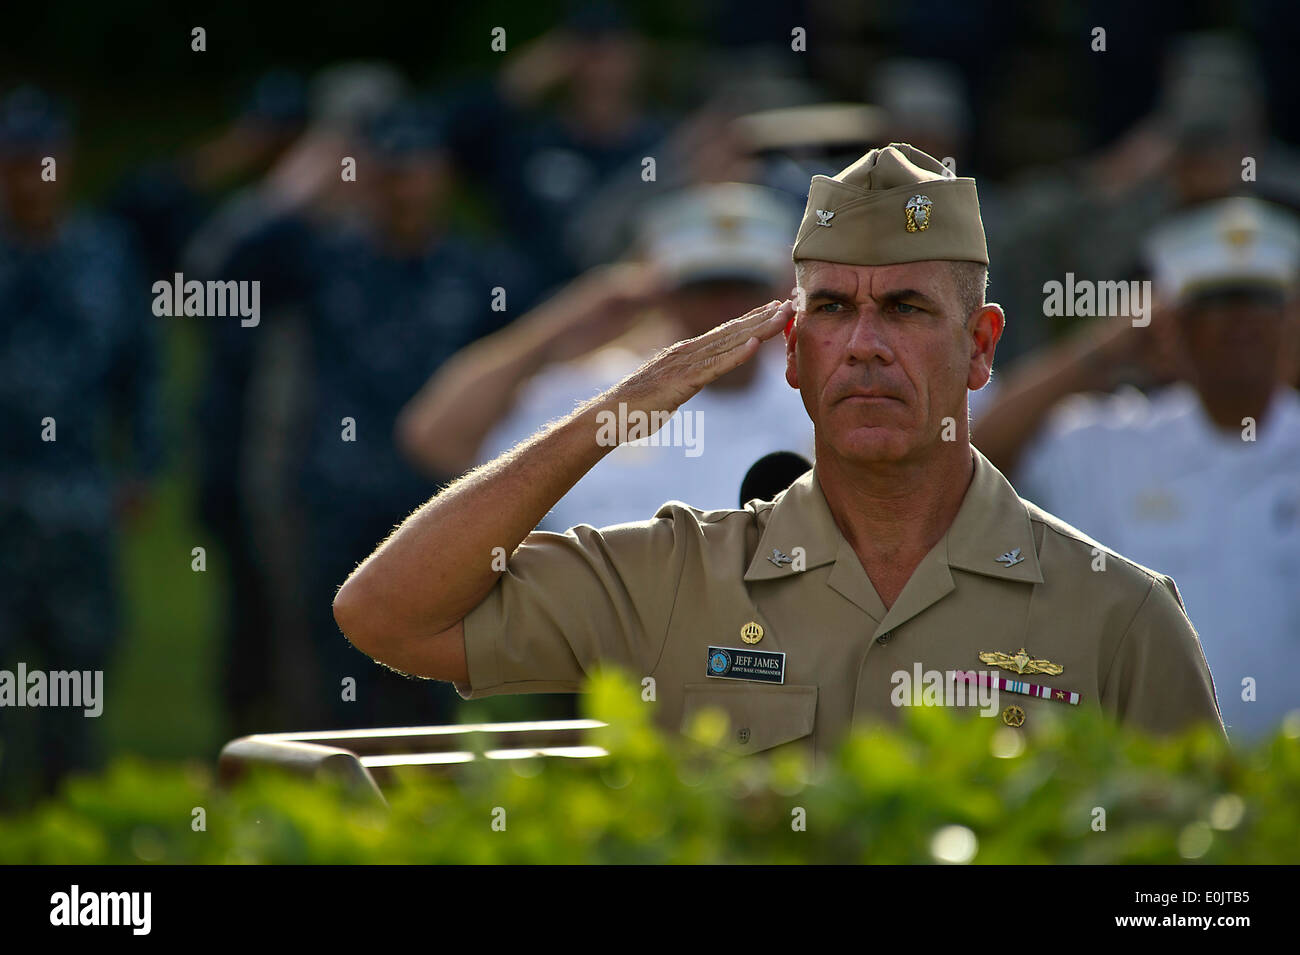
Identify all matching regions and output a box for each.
[785,317,800,389]
[967,303,1004,390]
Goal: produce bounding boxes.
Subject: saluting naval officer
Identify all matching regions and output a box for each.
[334,143,1226,758]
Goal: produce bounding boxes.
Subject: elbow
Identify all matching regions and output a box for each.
[394,408,435,474]
[333,574,466,682]
[332,573,385,659]
[394,409,468,478]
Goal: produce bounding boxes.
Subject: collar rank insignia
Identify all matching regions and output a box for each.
[815,209,835,227]
[767,548,794,567]
[995,548,1024,567]
[978,647,1064,677]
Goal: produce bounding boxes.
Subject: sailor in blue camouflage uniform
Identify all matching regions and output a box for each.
[0,87,162,803]
[211,100,539,728]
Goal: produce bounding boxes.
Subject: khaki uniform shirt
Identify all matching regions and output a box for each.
[457,448,1225,759]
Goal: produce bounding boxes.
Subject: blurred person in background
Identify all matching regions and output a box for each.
[0,87,161,802]
[567,72,880,275]
[208,100,537,730]
[108,69,309,281]
[991,32,1300,366]
[187,61,408,271]
[871,58,971,181]
[107,68,312,739]
[974,197,1300,742]
[187,63,406,736]
[398,182,812,531]
[443,6,668,290]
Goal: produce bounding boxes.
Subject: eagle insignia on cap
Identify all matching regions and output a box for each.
[815,209,835,227]
[905,194,933,233]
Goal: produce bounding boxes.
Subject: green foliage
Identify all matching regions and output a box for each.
[3,670,1297,864]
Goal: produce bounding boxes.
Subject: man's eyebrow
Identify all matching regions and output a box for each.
[803,288,855,302]
[803,287,944,309]
[877,288,942,309]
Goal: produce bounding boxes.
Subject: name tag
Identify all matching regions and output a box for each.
[705,646,785,684]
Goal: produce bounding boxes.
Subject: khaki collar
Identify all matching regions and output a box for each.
[745,447,1043,624]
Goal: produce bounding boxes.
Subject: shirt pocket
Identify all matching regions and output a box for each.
[992,690,1083,735]
[680,682,818,754]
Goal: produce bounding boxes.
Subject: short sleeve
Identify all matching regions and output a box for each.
[455,507,694,699]
[1101,575,1227,739]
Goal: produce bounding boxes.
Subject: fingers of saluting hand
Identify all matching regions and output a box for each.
[695,299,793,356]
[618,300,793,411]
[682,299,794,382]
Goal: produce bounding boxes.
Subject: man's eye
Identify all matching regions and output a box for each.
[817,302,845,313]
[893,302,919,314]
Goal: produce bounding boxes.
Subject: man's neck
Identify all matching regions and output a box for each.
[381,220,440,258]
[817,441,976,608]
[1196,384,1276,435]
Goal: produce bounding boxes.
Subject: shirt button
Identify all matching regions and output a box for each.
[878,631,891,645]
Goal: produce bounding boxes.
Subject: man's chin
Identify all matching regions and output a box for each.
[826,427,917,464]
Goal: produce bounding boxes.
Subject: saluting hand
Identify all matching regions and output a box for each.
[606,298,794,427]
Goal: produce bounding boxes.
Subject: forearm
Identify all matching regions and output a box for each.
[398,267,655,475]
[342,296,791,666]
[339,396,614,652]
[397,316,560,475]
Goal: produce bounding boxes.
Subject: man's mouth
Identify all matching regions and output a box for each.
[840,391,900,403]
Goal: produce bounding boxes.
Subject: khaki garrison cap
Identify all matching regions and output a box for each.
[791,142,988,266]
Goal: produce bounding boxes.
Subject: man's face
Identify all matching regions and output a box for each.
[0,150,66,231]
[572,32,643,101]
[370,151,451,240]
[786,259,1001,465]
[1175,287,1293,396]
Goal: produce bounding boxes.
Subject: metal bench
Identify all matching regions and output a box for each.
[218,719,609,805]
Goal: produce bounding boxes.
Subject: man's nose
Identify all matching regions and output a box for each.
[844,308,894,364]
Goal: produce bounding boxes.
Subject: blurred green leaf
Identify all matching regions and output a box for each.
[2,669,1296,864]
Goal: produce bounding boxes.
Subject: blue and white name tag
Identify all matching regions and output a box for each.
[705,646,786,684]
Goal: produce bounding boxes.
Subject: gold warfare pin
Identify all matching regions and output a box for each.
[979,647,1063,676]
[740,621,764,645]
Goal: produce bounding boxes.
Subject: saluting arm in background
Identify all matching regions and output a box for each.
[974,313,1177,476]
[395,263,661,477]
[335,298,795,682]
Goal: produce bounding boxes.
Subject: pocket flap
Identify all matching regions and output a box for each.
[680,682,818,754]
